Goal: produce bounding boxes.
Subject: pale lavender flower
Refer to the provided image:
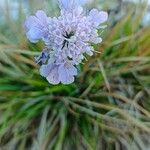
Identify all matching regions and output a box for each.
[25,0,108,85]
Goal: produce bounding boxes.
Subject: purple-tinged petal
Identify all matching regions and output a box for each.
[26,28,43,43]
[59,0,85,11]
[46,66,60,85]
[58,63,77,84]
[89,9,108,25]
[67,65,77,76]
[40,63,53,77]
[36,10,47,20]
[24,16,36,31]
[35,10,49,27]
[73,6,83,16]
[24,10,49,43]
[59,0,74,10]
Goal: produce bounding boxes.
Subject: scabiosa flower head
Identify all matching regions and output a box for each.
[25,0,108,85]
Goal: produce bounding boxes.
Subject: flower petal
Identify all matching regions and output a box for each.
[59,0,73,10]
[24,10,49,43]
[26,28,43,43]
[24,16,36,31]
[89,9,108,25]
[40,64,53,77]
[67,65,77,76]
[59,0,85,10]
[46,67,60,85]
[58,64,76,84]
[35,10,48,26]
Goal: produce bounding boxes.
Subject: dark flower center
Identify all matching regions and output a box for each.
[62,31,75,49]
[63,31,74,39]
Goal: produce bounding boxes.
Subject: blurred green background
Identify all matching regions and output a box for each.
[0,0,150,149]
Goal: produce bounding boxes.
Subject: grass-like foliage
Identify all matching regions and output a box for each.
[0,0,150,150]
